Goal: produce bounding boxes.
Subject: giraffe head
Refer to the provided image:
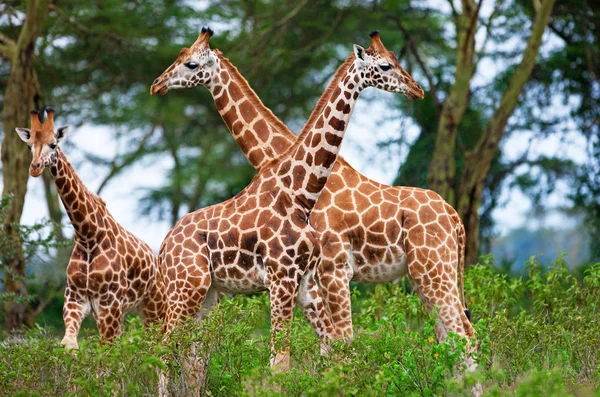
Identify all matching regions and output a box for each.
[150,27,219,95]
[15,107,69,177]
[352,31,424,100]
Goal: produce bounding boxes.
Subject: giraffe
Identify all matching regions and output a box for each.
[15,108,166,349]
[153,30,423,379]
[151,28,474,347]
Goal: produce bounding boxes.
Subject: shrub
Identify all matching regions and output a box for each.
[0,256,598,396]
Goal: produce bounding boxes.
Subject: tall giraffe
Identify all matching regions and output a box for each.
[16,108,166,349]
[154,31,423,375]
[151,29,474,345]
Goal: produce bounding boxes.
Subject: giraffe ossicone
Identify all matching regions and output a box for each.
[16,108,167,349]
[152,27,474,353]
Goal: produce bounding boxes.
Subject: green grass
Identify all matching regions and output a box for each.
[1,256,599,396]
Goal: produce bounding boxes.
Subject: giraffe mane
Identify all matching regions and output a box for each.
[215,50,296,144]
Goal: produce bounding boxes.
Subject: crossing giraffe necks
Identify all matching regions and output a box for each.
[283,54,359,210]
[211,53,295,169]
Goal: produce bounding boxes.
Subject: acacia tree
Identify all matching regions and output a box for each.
[419,0,557,265]
[0,0,50,330]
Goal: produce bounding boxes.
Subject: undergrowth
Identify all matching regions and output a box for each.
[1,256,599,396]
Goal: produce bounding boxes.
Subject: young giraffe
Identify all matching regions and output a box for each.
[16,108,166,349]
[153,32,423,373]
[151,29,473,345]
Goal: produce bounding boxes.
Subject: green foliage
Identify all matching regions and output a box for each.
[0,256,598,395]
[0,196,65,309]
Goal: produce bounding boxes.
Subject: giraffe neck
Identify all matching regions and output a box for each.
[282,54,361,210]
[208,53,296,169]
[49,149,106,241]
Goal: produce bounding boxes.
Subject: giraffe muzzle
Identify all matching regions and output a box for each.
[407,83,425,100]
[150,78,169,95]
[29,161,44,177]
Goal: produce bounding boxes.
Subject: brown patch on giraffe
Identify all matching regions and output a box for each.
[315,116,325,130]
[310,134,321,148]
[215,90,230,110]
[313,148,336,169]
[419,205,437,224]
[329,117,346,131]
[335,99,351,114]
[254,119,270,142]
[333,192,354,212]
[229,81,243,102]
[430,200,444,213]
[221,106,238,131]
[220,70,230,84]
[325,132,343,147]
[243,129,259,148]
[239,100,258,124]
[292,165,307,187]
[271,136,290,153]
[273,192,293,217]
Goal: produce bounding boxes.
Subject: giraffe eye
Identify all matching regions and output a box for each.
[380,63,392,71]
[49,143,57,150]
[184,62,199,70]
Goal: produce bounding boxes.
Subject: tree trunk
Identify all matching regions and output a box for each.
[1,0,50,331]
[458,0,557,266]
[426,0,478,205]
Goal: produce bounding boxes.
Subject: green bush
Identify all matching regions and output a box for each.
[0,256,598,396]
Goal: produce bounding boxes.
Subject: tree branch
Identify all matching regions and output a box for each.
[426,0,479,203]
[473,0,502,70]
[0,32,16,47]
[30,282,64,320]
[274,0,309,28]
[548,21,573,45]
[388,15,442,114]
[15,0,50,51]
[0,43,14,60]
[474,0,556,159]
[49,3,130,47]
[96,124,158,195]
[446,0,458,20]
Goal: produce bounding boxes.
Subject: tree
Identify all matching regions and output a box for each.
[0,0,50,330]
[392,0,557,265]
[0,0,199,329]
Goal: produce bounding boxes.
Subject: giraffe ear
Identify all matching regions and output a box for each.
[15,128,31,143]
[55,126,70,142]
[353,44,368,68]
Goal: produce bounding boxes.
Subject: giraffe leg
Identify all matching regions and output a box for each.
[297,269,336,356]
[160,253,212,397]
[268,273,300,372]
[316,256,354,342]
[139,278,167,326]
[407,248,477,375]
[61,284,90,350]
[94,299,124,342]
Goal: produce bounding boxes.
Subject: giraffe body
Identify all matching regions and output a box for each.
[152,29,472,344]
[153,29,424,373]
[16,109,166,349]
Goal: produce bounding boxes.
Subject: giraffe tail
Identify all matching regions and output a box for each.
[456,217,471,322]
